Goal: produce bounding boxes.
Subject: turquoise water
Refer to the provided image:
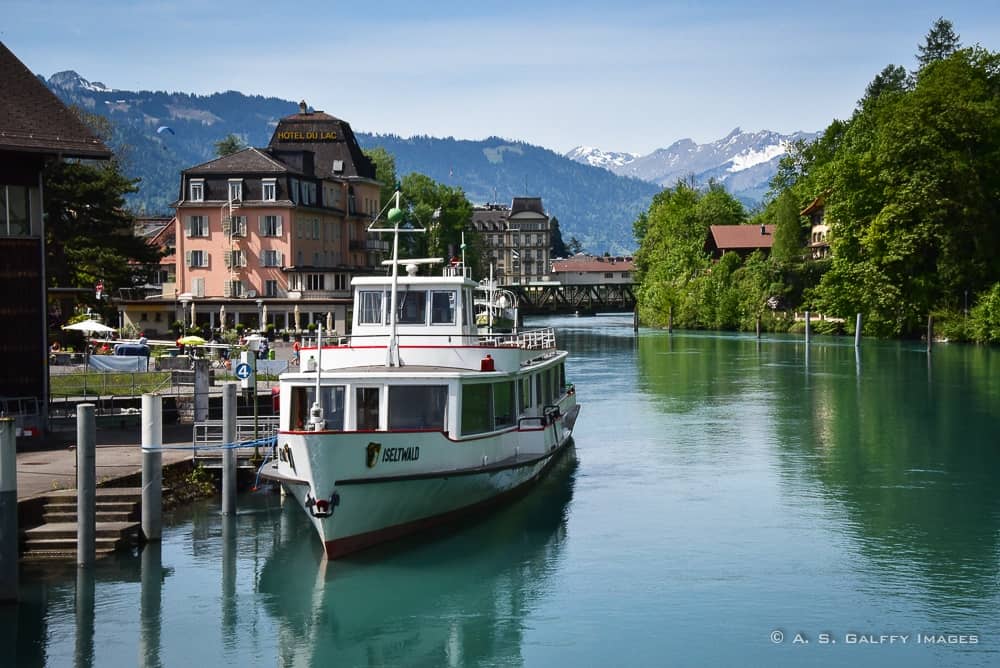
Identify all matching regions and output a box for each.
[4,316,1000,666]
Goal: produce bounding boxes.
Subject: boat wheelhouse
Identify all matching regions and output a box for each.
[261,203,579,558]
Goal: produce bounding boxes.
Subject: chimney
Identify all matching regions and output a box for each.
[760,224,766,235]
[299,100,308,114]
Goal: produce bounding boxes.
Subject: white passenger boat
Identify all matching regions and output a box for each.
[262,199,580,558]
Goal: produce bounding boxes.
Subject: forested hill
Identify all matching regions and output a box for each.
[44,72,658,253]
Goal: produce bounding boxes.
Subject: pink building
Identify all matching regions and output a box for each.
[121,103,385,337]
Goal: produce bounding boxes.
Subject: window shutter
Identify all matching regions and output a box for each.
[185,219,193,237]
[223,281,232,298]
[224,252,232,269]
[202,253,209,268]
[276,216,283,236]
[239,251,246,267]
[185,250,193,267]
[222,217,231,235]
[278,251,284,267]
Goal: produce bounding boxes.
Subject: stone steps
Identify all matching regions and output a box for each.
[21,488,144,560]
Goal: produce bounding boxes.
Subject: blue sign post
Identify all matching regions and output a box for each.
[234,362,252,380]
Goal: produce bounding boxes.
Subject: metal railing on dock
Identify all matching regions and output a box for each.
[193,416,279,468]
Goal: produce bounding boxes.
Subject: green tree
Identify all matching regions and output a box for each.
[214,133,245,157]
[770,190,805,263]
[549,216,568,257]
[859,65,910,108]
[398,173,482,276]
[364,146,398,209]
[916,17,961,68]
[44,159,163,309]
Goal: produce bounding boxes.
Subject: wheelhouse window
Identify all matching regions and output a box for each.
[396,290,427,325]
[0,185,31,237]
[519,376,531,414]
[359,290,384,324]
[289,385,345,430]
[430,291,456,324]
[388,386,447,430]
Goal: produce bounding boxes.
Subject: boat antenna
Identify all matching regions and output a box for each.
[309,322,325,430]
[461,230,467,274]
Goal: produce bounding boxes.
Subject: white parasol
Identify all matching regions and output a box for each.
[326,311,333,333]
[219,304,226,331]
[62,319,115,335]
[294,304,301,331]
[190,301,196,329]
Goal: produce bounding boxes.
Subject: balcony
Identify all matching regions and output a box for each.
[349,239,390,252]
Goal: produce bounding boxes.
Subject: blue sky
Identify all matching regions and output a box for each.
[5,1,1000,155]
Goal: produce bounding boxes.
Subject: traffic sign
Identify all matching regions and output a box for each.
[235,362,253,380]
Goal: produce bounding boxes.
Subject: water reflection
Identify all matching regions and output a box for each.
[258,447,578,667]
[636,330,1000,608]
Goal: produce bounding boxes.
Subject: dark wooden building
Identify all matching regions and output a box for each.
[0,41,111,435]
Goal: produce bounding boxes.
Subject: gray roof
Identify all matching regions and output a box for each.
[510,197,546,217]
[184,147,298,175]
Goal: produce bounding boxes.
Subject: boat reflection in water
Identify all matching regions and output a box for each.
[259,444,578,667]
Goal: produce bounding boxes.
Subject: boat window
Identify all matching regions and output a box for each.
[461,384,493,435]
[389,385,448,429]
[430,290,456,324]
[396,290,427,325]
[463,289,474,328]
[289,385,345,430]
[356,387,380,431]
[494,381,515,428]
[558,363,566,393]
[519,376,531,414]
[359,291,383,324]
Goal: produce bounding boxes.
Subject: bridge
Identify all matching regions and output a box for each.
[507,282,636,315]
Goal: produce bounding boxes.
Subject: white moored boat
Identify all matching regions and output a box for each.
[262,199,580,558]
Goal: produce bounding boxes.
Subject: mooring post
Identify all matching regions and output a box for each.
[141,394,162,542]
[222,383,237,515]
[77,403,96,568]
[633,305,638,333]
[927,314,934,354]
[804,311,811,346]
[139,541,163,666]
[855,313,862,348]
[756,315,761,339]
[667,306,673,334]
[193,358,210,423]
[0,418,17,602]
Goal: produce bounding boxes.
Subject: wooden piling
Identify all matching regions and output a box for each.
[222,383,237,515]
[77,404,96,568]
[141,394,163,541]
[0,418,17,602]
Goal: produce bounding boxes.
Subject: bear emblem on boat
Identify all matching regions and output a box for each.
[366,441,382,468]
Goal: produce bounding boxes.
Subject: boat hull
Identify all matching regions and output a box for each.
[269,403,579,558]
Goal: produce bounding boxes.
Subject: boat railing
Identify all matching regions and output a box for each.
[300,328,556,351]
[478,327,556,350]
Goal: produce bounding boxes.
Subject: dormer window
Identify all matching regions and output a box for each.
[228,179,243,203]
[262,178,277,202]
[189,179,204,202]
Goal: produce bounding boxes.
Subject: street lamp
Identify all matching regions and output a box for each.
[178,295,191,337]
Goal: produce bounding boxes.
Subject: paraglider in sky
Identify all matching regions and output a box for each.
[156,126,175,135]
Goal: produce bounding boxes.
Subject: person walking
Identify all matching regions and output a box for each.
[292,338,301,365]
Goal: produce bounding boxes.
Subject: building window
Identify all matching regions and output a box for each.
[224,280,244,298]
[260,215,282,237]
[262,249,283,267]
[306,273,325,290]
[189,179,204,202]
[262,179,276,202]
[228,179,243,202]
[604,272,613,279]
[186,250,209,268]
[265,280,279,297]
[191,277,205,297]
[185,215,208,237]
[224,215,246,237]
[290,178,300,204]
[0,185,31,237]
[621,272,630,279]
[334,273,347,291]
[225,250,245,268]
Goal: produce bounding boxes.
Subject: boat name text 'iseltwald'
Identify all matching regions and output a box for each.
[382,446,420,463]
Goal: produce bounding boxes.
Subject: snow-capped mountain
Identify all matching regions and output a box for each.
[46,70,114,93]
[563,146,640,170]
[565,128,819,203]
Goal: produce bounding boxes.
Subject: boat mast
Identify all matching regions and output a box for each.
[387,192,402,367]
[308,322,325,430]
